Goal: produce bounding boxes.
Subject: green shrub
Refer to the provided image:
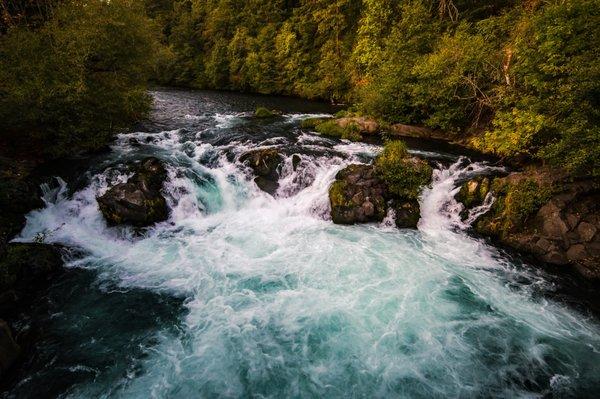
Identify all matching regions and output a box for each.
[0,0,156,158]
[375,140,432,199]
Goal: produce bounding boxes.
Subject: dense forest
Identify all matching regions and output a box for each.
[1,0,599,177]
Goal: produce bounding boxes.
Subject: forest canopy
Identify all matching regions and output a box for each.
[0,0,598,178]
[151,0,600,177]
[0,0,157,157]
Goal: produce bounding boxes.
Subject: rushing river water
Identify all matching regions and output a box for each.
[8,89,600,398]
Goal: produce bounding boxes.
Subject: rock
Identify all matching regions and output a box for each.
[0,243,63,294]
[0,319,20,376]
[336,117,380,135]
[474,171,600,280]
[254,107,280,118]
[97,157,168,227]
[240,149,284,195]
[329,164,387,224]
[567,244,588,262]
[577,221,597,242]
[538,202,569,239]
[456,177,490,209]
[292,154,301,171]
[393,200,421,229]
[389,124,436,138]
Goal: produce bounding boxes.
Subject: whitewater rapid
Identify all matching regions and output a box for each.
[11,90,600,398]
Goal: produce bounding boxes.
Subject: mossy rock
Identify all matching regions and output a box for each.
[315,120,362,141]
[375,140,432,200]
[300,117,330,129]
[254,107,279,118]
[456,176,491,209]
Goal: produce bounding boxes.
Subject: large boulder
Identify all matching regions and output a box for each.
[97,157,168,227]
[240,149,284,195]
[329,164,387,224]
[328,141,433,228]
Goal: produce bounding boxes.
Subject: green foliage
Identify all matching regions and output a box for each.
[488,178,554,232]
[0,0,157,158]
[375,140,432,199]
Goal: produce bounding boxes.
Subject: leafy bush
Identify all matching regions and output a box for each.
[0,0,157,158]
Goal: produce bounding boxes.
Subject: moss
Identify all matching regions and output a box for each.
[477,178,554,236]
[329,180,348,207]
[457,177,490,208]
[315,120,362,141]
[300,117,328,129]
[375,140,432,199]
[255,107,277,118]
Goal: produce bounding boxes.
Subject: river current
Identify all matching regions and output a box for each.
[8,89,600,398]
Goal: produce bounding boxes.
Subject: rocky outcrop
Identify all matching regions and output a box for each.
[97,157,168,227]
[329,165,387,224]
[329,141,433,227]
[240,148,284,195]
[459,173,600,280]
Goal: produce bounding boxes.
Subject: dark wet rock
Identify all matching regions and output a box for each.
[329,164,387,224]
[97,157,168,227]
[292,154,301,171]
[240,149,284,195]
[0,319,20,376]
[456,176,491,209]
[467,172,600,280]
[393,199,421,229]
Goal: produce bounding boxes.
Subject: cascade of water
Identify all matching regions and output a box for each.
[8,101,600,398]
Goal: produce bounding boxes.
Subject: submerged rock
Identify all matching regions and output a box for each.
[329,164,387,224]
[97,157,168,227]
[240,148,284,195]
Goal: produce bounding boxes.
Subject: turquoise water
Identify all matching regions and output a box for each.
[9,89,600,398]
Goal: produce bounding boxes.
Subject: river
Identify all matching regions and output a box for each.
[7,88,600,398]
